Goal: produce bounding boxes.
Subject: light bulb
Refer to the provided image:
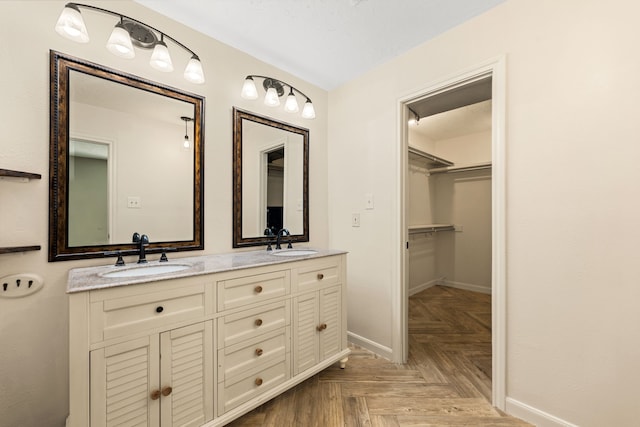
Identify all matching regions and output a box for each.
[150,40,173,72]
[264,87,280,107]
[241,77,259,100]
[301,99,316,119]
[184,55,205,84]
[183,135,190,148]
[284,89,299,113]
[54,4,89,43]
[106,22,135,59]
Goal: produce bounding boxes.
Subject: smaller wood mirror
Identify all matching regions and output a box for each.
[233,108,309,248]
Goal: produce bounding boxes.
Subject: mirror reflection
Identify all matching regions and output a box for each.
[68,71,194,246]
[233,108,309,248]
[49,51,204,261]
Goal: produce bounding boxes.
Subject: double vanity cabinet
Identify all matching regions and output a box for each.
[66,249,349,427]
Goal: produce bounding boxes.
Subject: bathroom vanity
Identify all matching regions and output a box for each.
[66,249,348,427]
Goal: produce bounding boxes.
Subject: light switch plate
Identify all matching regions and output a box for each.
[352,213,361,227]
[365,193,374,210]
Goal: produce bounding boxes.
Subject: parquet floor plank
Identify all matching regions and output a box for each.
[227,285,531,426]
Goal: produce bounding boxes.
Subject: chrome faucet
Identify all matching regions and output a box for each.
[132,232,149,264]
[275,228,291,250]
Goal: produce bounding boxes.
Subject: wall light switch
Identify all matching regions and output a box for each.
[127,196,141,209]
[365,193,374,210]
[352,213,361,227]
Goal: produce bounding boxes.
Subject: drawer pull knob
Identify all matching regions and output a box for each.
[155,306,164,313]
[255,348,263,356]
[255,377,263,386]
[316,323,327,331]
[255,318,263,327]
[161,386,173,397]
[317,273,324,280]
[150,390,161,400]
[254,285,263,293]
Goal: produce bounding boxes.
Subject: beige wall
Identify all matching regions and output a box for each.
[329,0,640,426]
[0,2,328,426]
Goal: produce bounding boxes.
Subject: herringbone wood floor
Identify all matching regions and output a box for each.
[227,286,531,426]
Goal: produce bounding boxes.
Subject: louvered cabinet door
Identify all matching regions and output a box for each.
[90,336,160,427]
[292,292,320,375]
[160,321,214,427]
[319,286,342,361]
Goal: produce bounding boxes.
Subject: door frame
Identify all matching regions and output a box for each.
[394,55,506,409]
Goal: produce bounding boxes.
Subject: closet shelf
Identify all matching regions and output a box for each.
[429,162,492,174]
[408,146,454,169]
[0,245,42,255]
[0,168,42,181]
[408,224,455,234]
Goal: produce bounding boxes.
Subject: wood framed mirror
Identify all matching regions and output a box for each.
[49,51,205,261]
[233,108,309,248]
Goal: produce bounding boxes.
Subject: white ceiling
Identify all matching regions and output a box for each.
[134,0,505,90]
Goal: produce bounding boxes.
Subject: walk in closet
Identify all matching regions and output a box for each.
[407,94,492,296]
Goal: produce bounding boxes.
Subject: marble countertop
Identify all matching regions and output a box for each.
[67,248,346,293]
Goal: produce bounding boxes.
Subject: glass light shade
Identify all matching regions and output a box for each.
[241,77,259,100]
[106,23,135,59]
[284,90,299,113]
[150,41,174,72]
[54,5,89,43]
[184,56,205,84]
[301,100,316,119]
[183,136,190,148]
[264,87,280,107]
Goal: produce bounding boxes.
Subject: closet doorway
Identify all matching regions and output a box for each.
[397,58,506,409]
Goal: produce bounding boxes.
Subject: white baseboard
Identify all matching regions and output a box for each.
[441,279,491,294]
[347,331,393,360]
[506,397,578,427]
[408,278,441,296]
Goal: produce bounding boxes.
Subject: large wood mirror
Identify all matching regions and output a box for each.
[233,108,309,248]
[49,51,205,261]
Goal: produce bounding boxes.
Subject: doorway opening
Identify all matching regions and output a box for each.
[397,58,506,409]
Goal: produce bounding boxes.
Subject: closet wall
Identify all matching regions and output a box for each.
[408,103,492,295]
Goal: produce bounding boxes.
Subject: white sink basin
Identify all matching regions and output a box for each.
[100,264,191,278]
[271,250,317,257]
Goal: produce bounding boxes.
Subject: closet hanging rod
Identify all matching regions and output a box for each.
[408,146,454,167]
[429,162,492,174]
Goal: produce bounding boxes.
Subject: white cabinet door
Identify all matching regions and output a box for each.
[160,322,214,427]
[293,285,342,375]
[319,286,342,361]
[293,292,319,375]
[90,335,160,427]
[90,322,213,427]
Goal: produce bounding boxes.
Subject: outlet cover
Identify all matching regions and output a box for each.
[127,196,141,209]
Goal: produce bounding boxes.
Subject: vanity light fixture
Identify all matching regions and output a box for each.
[54,3,205,84]
[181,116,193,148]
[241,75,316,119]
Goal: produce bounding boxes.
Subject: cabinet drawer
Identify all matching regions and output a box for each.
[218,327,290,382]
[217,270,290,311]
[217,300,290,348]
[218,354,290,415]
[90,284,206,343]
[294,259,340,292]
